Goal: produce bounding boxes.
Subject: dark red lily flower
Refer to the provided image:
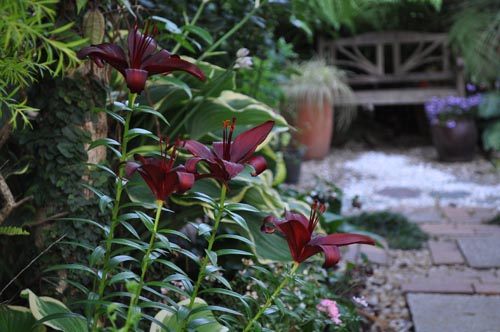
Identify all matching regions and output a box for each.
[125,138,194,202]
[77,22,205,94]
[182,118,274,187]
[261,202,375,268]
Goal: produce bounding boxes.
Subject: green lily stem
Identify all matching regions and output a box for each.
[242,262,300,332]
[91,92,137,332]
[172,1,207,54]
[168,1,266,138]
[183,185,228,322]
[123,200,164,332]
[198,0,267,62]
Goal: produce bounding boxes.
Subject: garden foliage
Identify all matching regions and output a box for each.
[0,2,376,332]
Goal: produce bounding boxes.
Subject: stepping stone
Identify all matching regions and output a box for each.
[407,294,500,332]
[428,240,464,265]
[439,206,498,224]
[430,190,470,199]
[395,206,445,223]
[473,281,500,295]
[401,277,474,294]
[421,224,500,237]
[458,237,500,268]
[376,186,421,198]
[342,244,389,265]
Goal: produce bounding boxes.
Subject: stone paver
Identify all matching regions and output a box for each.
[458,236,500,268]
[439,206,499,224]
[430,190,470,200]
[407,294,500,332]
[427,269,498,282]
[473,281,500,295]
[421,223,500,237]
[376,186,421,198]
[343,244,389,265]
[401,277,474,294]
[428,240,464,264]
[396,206,445,223]
[402,209,500,331]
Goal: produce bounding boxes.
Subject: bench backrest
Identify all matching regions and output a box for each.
[318,31,459,88]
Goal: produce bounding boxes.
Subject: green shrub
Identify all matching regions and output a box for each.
[345,211,429,250]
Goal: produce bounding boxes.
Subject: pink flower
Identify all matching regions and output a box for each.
[317,299,342,325]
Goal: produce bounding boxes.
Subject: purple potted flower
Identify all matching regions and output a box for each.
[424,91,481,162]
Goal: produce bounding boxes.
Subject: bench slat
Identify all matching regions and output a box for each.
[335,87,458,106]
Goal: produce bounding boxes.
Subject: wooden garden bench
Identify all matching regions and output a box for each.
[318,31,465,107]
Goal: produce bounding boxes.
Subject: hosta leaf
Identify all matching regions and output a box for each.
[150,298,228,332]
[20,289,87,332]
[0,305,46,332]
[187,90,287,140]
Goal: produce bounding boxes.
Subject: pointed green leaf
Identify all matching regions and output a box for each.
[182,25,213,44]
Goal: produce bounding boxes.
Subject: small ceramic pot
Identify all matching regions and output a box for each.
[431,119,477,162]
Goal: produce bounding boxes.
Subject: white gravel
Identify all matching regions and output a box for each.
[299,145,500,212]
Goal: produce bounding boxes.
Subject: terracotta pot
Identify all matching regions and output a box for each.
[431,119,477,162]
[295,100,334,160]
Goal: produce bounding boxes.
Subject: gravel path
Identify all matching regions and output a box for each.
[299,144,500,213]
[298,144,500,332]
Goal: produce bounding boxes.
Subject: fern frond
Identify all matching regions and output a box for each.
[0,226,30,236]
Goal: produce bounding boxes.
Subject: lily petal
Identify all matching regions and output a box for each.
[220,160,245,179]
[230,121,274,163]
[284,210,310,229]
[77,43,128,74]
[183,140,216,159]
[261,215,280,233]
[277,219,311,262]
[125,161,141,177]
[309,233,375,247]
[246,155,267,176]
[143,53,206,81]
[174,170,195,194]
[318,245,341,268]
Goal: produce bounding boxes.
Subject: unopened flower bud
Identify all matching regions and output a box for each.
[236,48,250,58]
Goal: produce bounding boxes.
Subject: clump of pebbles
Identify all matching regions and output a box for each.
[358,249,431,332]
